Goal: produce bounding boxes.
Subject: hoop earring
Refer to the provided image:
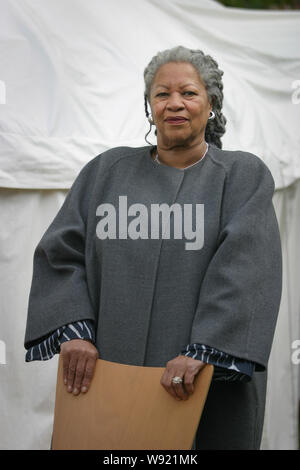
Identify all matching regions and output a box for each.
[148,114,154,125]
[208,110,215,120]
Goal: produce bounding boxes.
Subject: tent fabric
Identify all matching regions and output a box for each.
[0,0,299,189]
[0,0,299,449]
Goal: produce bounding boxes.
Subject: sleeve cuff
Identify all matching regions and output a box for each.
[25,319,95,362]
[180,343,255,382]
[58,319,95,346]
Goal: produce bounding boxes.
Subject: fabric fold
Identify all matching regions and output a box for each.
[189,153,282,370]
[24,155,100,349]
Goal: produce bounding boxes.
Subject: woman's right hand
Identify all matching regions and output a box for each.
[60,339,99,395]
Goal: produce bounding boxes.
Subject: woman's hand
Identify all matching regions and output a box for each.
[160,355,206,401]
[60,339,99,395]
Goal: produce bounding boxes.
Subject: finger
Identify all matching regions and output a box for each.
[160,371,179,400]
[183,360,206,395]
[172,379,189,401]
[165,364,189,400]
[162,368,188,401]
[81,356,97,393]
[72,356,87,395]
[66,354,78,393]
[182,373,195,395]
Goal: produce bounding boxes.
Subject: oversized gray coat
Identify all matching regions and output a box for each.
[24,143,282,450]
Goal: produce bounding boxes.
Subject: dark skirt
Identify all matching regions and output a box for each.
[194,369,267,450]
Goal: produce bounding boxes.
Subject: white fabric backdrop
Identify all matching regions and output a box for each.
[0,0,299,189]
[0,0,299,449]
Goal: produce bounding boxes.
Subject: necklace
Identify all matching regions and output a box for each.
[154,142,209,170]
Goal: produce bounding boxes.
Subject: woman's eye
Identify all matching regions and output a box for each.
[156,91,196,97]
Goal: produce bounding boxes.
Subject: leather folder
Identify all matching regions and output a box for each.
[52,355,213,450]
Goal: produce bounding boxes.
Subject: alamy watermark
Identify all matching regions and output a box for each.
[0,80,6,104]
[0,340,6,365]
[291,80,300,104]
[291,340,300,365]
[95,196,204,250]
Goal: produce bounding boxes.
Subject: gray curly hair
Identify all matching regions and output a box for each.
[143,45,226,149]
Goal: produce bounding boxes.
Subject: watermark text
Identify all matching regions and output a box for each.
[0,340,6,365]
[0,80,6,104]
[291,80,300,104]
[291,339,300,365]
[96,196,204,251]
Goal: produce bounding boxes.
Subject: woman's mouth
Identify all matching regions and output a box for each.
[165,118,188,125]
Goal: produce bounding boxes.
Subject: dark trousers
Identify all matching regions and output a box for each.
[194,371,267,450]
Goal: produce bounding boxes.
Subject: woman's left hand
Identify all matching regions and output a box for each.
[160,355,206,401]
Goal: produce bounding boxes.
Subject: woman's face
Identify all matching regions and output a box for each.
[149,62,212,149]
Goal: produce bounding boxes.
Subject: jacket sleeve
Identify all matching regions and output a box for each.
[24,156,100,350]
[189,153,282,371]
[180,343,255,382]
[25,319,95,362]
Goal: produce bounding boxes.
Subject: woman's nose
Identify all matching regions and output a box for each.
[166,93,184,110]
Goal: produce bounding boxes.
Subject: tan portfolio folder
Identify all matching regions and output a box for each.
[52,355,214,450]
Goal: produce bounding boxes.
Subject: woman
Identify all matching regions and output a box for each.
[24,45,282,450]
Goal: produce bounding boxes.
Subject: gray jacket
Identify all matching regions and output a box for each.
[24,143,282,449]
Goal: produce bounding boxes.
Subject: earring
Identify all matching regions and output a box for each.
[208,110,215,120]
[148,114,154,125]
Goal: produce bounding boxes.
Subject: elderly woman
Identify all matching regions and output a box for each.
[24,45,282,450]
